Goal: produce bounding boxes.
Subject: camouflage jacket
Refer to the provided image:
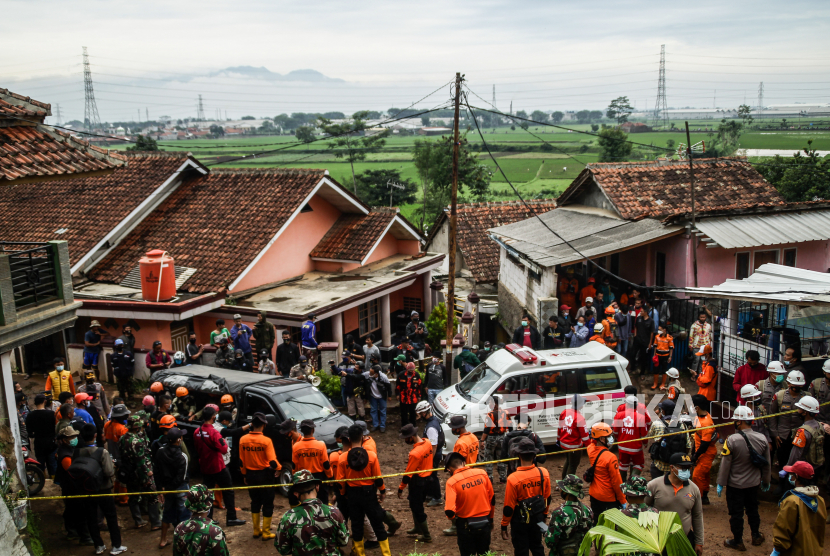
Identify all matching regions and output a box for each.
[621,503,658,519]
[275,498,349,556]
[135,409,152,429]
[173,515,229,556]
[545,500,594,548]
[119,431,154,485]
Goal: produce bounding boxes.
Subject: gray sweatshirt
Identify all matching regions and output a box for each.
[645,474,704,546]
[717,428,771,489]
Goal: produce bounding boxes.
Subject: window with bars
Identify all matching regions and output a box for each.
[358,299,381,336]
[403,297,422,313]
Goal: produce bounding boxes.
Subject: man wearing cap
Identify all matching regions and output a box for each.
[146,341,172,374]
[772,461,827,556]
[83,320,109,375]
[276,470,349,556]
[301,314,319,371]
[620,476,657,519]
[73,392,95,425]
[193,406,245,527]
[213,337,233,369]
[612,395,649,482]
[173,484,229,556]
[646,453,704,555]
[589,323,606,345]
[292,420,332,504]
[646,400,692,479]
[154,426,191,548]
[587,422,626,520]
[398,424,434,542]
[732,350,767,393]
[545,474,593,556]
[111,338,135,400]
[770,370,807,471]
[786,395,825,471]
[444,449,495,556]
[500,437,550,556]
[55,426,93,546]
[542,315,566,350]
[103,403,130,505]
[480,395,511,484]
[716,405,770,551]
[443,415,480,536]
[79,369,110,425]
[512,313,541,350]
[230,314,255,368]
[756,360,788,413]
[737,385,770,442]
[239,412,281,540]
[120,414,162,530]
[417,401,445,506]
[664,367,684,403]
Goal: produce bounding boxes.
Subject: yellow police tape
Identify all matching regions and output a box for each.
[19,398,828,502]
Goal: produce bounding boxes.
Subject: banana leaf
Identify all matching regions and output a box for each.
[577,510,697,556]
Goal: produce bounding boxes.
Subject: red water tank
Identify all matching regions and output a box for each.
[139,250,176,302]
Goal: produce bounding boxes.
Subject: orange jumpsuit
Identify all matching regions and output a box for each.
[696,361,717,401]
[692,413,717,495]
[558,276,579,310]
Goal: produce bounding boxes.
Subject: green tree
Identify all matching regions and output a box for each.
[421,115,431,127]
[738,104,754,129]
[551,111,564,124]
[241,115,255,120]
[666,139,676,150]
[590,124,600,132]
[209,124,224,138]
[516,110,528,119]
[126,135,159,152]
[425,302,460,350]
[597,128,633,162]
[531,110,548,123]
[756,141,830,201]
[576,110,591,124]
[706,119,744,157]
[317,110,389,194]
[354,169,417,207]
[589,110,604,122]
[295,126,315,143]
[606,96,634,125]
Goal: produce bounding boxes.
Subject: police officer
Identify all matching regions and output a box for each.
[397,424,434,542]
[544,475,594,556]
[501,438,551,556]
[444,415,480,536]
[119,414,162,529]
[786,395,825,472]
[276,470,350,556]
[756,361,787,414]
[416,400,445,507]
[739,384,771,442]
[620,476,657,518]
[239,412,281,541]
[808,359,830,425]
[717,406,771,551]
[173,485,229,556]
[292,419,332,505]
[770,370,807,471]
[480,394,511,484]
[444,451,495,556]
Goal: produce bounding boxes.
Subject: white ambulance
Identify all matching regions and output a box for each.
[433,342,632,446]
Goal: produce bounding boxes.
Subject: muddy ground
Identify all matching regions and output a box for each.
[14,371,830,556]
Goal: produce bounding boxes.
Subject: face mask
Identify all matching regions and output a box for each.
[607,435,615,444]
[283,338,290,343]
[774,374,785,383]
[189,339,196,344]
[175,359,183,364]
[785,360,791,366]
[300,363,307,368]
[676,469,691,481]
[57,365,65,371]
[86,379,94,385]
[615,308,620,313]
[563,313,569,318]
[115,346,123,352]
[69,438,78,447]
[337,442,343,449]
[788,475,796,486]
[522,321,528,327]
[577,323,584,328]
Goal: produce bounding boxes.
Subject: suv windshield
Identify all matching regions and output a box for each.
[273,387,337,422]
[457,364,500,402]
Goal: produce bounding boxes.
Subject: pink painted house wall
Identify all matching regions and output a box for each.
[696,239,829,286]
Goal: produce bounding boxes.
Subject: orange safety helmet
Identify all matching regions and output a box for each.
[220,394,234,405]
[159,414,177,429]
[150,382,164,393]
[176,387,189,398]
[604,306,615,315]
[590,422,613,439]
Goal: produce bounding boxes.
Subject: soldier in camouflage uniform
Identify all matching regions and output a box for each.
[544,475,594,556]
[173,485,229,556]
[276,470,350,556]
[620,476,658,519]
[119,414,161,528]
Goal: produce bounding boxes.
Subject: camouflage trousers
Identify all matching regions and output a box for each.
[480,434,507,481]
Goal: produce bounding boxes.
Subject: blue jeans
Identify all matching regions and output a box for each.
[427,389,442,405]
[340,386,347,408]
[369,396,387,429]
[617,339,628,355]
[162,483,191,525]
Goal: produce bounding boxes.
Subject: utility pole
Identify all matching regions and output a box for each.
[445,72,463,382]
[685,121,698,287]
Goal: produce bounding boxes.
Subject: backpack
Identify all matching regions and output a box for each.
[68,447,106,493]
[605,319,619,341]
[649,419,688,463]
[583,448,609,483]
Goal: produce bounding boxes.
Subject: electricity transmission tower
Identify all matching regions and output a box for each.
[55,104,62,126]
[757,82,764,116]
[492,85,496,109]
[82,47,102,131]
[197,95,206,121]
[652,44,668,129]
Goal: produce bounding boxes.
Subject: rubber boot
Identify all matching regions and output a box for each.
[406,522,419,535]
[378,539,392,556]
[660,375,668,390]
[651,375,659,390]
[251,513,261,538]
[352,540,366,556]
[443,518,457,536]
[213,491,225,509]
[383,511,401,536]
[261,516,276,540]
[418,520,432,543]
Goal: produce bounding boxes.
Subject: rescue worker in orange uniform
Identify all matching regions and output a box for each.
[444,450,495,556]
[586,422,626,522]
[558,267,579,311]
[612,395,649,482]
[690,394,717,505]
[500,437,551,556]
[338,424,390,556]
[292,419,332,505]
[397,423,434,543]
[601,306,619,351]
[444,414,480,536]
[691,345,717,402]
[239,412,281,540]
[589,323,606,345]
[104,404,131,505]
[580,277,597,308]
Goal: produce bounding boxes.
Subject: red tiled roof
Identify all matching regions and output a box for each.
[310,208,397,262]
[558,158,785,221]
[428,200,558,283]
[0,88,51,121]
[0,152,194,266]
[90,168,329,293]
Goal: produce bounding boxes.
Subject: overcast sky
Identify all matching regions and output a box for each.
[4,0,830,122]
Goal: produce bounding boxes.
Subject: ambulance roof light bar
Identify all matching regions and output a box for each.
[504,343,538,365]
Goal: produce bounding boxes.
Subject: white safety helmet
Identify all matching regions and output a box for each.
[593,323,604,333]
[174,350,185,362]
[795,395,820,414]
[740,384,762,400]
[823,359,830,374]
[732,406,755,421]
[767,361,787,374]
[666,367,680,379]
[415,400,431,414]
[786,370,806,387]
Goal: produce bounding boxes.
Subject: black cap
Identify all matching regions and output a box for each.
[167,427,186,440]
[280,419,297,434]
[217,410,233,423]
[347,447,369,471]
[334,426,350,441]
[659,399,676,415]
[511,437,539,456]
[669,453,694,467]
[252,412,268,425]
[448,415,467,428]
[443,451,465,471]
[399,423,417,439]
[153,340,162,346]
[299,419,315,433]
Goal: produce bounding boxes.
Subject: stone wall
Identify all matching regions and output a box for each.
[0,500,30,556]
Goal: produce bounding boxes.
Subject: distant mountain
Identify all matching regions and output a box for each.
[208,66,344,82]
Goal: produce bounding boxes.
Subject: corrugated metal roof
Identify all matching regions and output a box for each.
[487,207,683,268]
[695,210,830,249]
[675,263,830,306]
